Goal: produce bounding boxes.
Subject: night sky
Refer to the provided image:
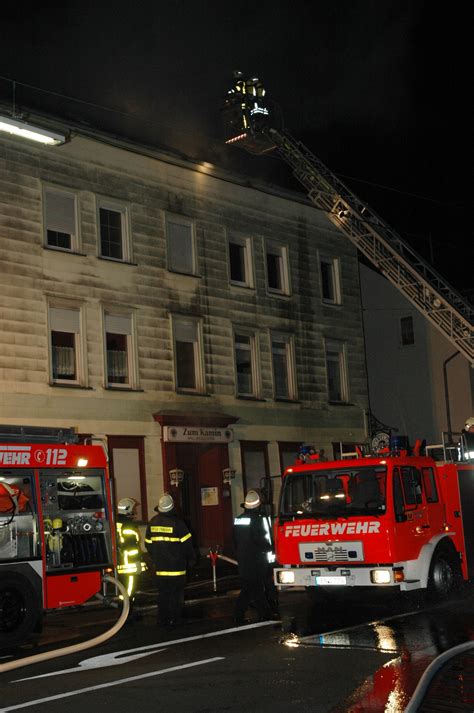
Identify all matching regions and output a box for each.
[1,1,471,291]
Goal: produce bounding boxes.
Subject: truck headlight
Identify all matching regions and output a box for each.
[370,569,391,584]
[277,570,295,584]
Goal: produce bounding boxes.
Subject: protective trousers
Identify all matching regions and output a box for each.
[156,575,186,626]
[234,575,272,623]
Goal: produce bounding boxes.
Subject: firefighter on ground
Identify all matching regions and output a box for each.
[145,493,197,628]
[116,498,146,605]
[233,489,279,624]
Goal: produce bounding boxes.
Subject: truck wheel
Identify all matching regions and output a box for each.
[0,574,39,649]
[427,544,461,600]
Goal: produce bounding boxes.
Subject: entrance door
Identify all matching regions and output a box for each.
[108,436,148,521]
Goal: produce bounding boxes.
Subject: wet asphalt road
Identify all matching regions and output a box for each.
[0,584,473,712]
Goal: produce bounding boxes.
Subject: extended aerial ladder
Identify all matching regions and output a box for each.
[222,74,473,364]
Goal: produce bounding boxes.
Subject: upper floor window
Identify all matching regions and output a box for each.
[166,214,197,275]
[98,199,131,262]
[44,186,78,252]
[325,339,349,403]
[320,257,341,304]
[172,316,205,393]
[228,236,254,288]
[271,333,297,400]
[234,330,259,397]
[400,316,415,346]
[266,242,290,295]
[48,305,84,385]
[104,312,137,388]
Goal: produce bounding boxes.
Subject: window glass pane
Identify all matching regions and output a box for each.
[400,316,415,346]
[326,350,342,401]
[229,242,246,283]
[176,341,196,389]
[243,448,267,491]
[100,208,123,260]
[401,467,422,505]
[422,468,438,503]
[47,230,71,250]
[106,332,128,384]
[321,261,334,300]
[0,471,39,560]
[45,190,75,249]
[267,251,282,290]
[52,331,76,380]
[167,220,194,273]
[235,334,253,395]
[272,340,289,398]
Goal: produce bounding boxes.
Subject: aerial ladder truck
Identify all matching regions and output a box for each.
[222,73,473,366]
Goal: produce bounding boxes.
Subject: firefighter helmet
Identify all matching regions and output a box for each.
[117,497,137,517]
[244,490,261,509]
[464,416,474,432]
[157,493,174,513]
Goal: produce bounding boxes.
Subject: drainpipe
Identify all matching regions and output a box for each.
[443,350,460,443]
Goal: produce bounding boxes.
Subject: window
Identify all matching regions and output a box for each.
[234,331,259,397]
[400,466,423,506]
[166,214,197,275]
[422,467,439,503]
[325,340,349,403]
[98,200,131,262]
[44,186,78,252]
[279,442,301,473]
[172,316,205,393]
[271,333,296,400]
[228,236,254,287]
[320,257,341,304]
[104,312,137,388]
[48,306,83,385]
[241,442,269,492]
[400,316,415,346]
[266,242,290,295]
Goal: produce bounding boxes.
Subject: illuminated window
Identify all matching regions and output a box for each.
[234,331,259,397]
[320,257,341,304]
[400,316,415,346]
[228,236,254,287]
[104,312,137,388]
[266,242,290,295]
[44,186,78,252]
[98,200,131,262]
[166,214,197,275]
[271,333,296,400]
[325,340,349,403]
[172,316,205,393]
[48,305,83,385]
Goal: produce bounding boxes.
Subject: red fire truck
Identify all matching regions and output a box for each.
[273,435,473,598]
[0,428,116,648]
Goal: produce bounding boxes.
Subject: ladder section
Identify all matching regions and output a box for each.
[269,129,474,364]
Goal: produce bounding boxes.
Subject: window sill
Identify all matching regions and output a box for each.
[50,383,94,390]
[98,256,137,266]
[274,397,300,404]
[267,289,292,299]
[328,400,351,406]
[104,386,144,392]
[175,390,210,397]
[44,247,86,257]
[167,269,201,279]
[236,395,266,402]
[322,299,343,307]
[229,281,255,291]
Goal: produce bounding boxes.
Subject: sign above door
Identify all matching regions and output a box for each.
[163,426,234,443]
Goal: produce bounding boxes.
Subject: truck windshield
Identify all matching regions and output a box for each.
[281,466,387,517]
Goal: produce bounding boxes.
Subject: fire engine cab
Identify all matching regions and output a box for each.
[274,434,474,598]
[0,427,116,648]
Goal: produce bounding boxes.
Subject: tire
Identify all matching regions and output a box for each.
[0,574,40,649]
[427,544,461,600]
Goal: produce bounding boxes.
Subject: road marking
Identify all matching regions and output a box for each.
[14,620,278,681]
[1,657,224,711]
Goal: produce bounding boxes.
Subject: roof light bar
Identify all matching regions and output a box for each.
[0,115,67,145]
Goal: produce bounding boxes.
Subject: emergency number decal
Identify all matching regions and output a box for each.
[0,445,68,466]
[284,521,381,537]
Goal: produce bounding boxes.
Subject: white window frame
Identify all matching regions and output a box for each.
[43,185,80,253]
[265,241,290,296]
[233,328,260,398]
[47,303,86,386]
[96,197,132,263]
[325,339,349,403]
[320,256,342,304]
[399,315,415,347]
[165,213,197,276]
[171,315,205,394]
[270,332,297,401]
[102,309,139,389]
[228,235,254,288]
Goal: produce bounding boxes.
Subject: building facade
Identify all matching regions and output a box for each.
[0,119,369,551]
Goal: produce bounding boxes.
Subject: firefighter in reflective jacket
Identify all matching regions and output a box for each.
[116,498,146,602]
[233,489,279,624]
[145,493,197,627]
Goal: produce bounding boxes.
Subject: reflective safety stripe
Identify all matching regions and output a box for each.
[122,529,139,539]
[151,526,173,533]
[234,517,251,525]
[180,532,192,542]
[151,536,180,542]
[263,516,272,545]
[145,537,152,544]
[156,570,186,576]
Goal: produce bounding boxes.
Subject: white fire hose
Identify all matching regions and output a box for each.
[0,575,129,674]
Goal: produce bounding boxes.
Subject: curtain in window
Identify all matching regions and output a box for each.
[107,349,128,379]
[52,346,75,377]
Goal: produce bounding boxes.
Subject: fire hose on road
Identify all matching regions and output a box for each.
[0,575,129,674]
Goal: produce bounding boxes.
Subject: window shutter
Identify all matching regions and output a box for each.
[50,307,80,333]
[175,319,197,343]
[45,190,76,235]
[105,314,132,335]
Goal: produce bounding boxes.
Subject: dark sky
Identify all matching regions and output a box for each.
[1,0,471,291]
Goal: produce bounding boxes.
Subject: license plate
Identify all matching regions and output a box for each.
[315,576,347,586]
